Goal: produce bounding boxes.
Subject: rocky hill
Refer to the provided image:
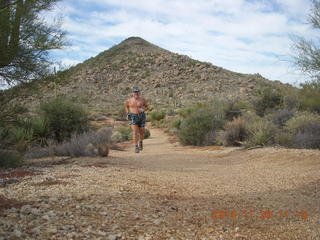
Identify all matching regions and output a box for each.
[1,37,290,116]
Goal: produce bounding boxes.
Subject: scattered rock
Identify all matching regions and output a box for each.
[13,229,22,237]
[108,234,122,240]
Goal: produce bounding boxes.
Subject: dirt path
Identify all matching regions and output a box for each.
[1,127,320,240]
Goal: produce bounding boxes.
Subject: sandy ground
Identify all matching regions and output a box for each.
[0,127,319,240]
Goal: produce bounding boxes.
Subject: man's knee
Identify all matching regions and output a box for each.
[134,128,140,135]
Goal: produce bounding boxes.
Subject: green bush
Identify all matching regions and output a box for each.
[150,110,166,122]
[265,109,295,127]
[40,96,89,142]
[178,107,225,146]
[177,103,207,118]
[299,79,320,113]
[166,108,176,116]
[114,106,127,121]
[224,100,248,121]
[244,118,276,148]
[217,117,248,146]
[171,118,182,129]
[293,121,320,149]
[274,130,294,147]
[282,88,301,110]
[112,126,131,142]
[284,112,320,134]
[284,112,320,149]
[111,126,150,143]
[252,86,283,116]
[0,150,23,167]
[144,128,151,139]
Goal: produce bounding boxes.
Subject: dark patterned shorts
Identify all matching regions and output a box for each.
[128,112,146,127]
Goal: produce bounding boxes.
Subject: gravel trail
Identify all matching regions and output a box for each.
[1,127,319,240]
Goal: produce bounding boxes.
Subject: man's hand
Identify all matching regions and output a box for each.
[126,113,131,121]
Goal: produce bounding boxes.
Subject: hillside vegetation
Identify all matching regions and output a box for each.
[1,37,290,115]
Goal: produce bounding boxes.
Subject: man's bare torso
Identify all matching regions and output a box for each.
[126,97,147,114]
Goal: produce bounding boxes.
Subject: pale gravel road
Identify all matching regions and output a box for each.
[1,127,319,240]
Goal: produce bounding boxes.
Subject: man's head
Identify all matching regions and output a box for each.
[132,87,141,98]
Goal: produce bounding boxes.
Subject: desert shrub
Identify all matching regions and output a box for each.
[0,150,23,167]
[150,110,166,122]
[274,130,294,147]
[0,116,51,153]
[23,144,54,160]
[224,100,249,121]
[293,121,320,149]
[168,127,179,136]
[284,112,320,149]
[114,106,127,121]
[25,128,112,159]
[299,79,320,113]
[252,86,283,116]
[284,112,320,134]
[166,108,176,116]
[40,96,89,142]
[143,128,151,139]
[54,131,98,157]
[178,107,225,146]
[93,128,113,145]
[282,88,301,110]
[112,126,131,142]
[177,103,207,118]
[265,109,295,127]
[112,126,151,142]
[244,118,276,148]
[171,118,182,129]
[217,117,248,146]
[0,105,28,123]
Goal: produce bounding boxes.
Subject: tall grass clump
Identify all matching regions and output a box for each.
[244,120,276,147]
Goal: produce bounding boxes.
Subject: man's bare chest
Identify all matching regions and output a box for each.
[129,99,144,107]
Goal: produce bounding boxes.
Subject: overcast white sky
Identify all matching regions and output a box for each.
[49,0,316,86]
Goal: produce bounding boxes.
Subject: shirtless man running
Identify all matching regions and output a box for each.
[124,88,149,153]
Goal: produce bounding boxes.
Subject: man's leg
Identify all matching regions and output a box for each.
[130,124,140,153]
[138,127,145,150]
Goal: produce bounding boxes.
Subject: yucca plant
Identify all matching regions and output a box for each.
[10,127,33,143]
[30,117,50,146]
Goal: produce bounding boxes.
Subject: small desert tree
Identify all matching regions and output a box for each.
[0,0,67,86]
[291,0,320,113]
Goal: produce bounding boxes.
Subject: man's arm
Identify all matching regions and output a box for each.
[124,100,131,120]
[124,100,129,113]
[143,99,149,112]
